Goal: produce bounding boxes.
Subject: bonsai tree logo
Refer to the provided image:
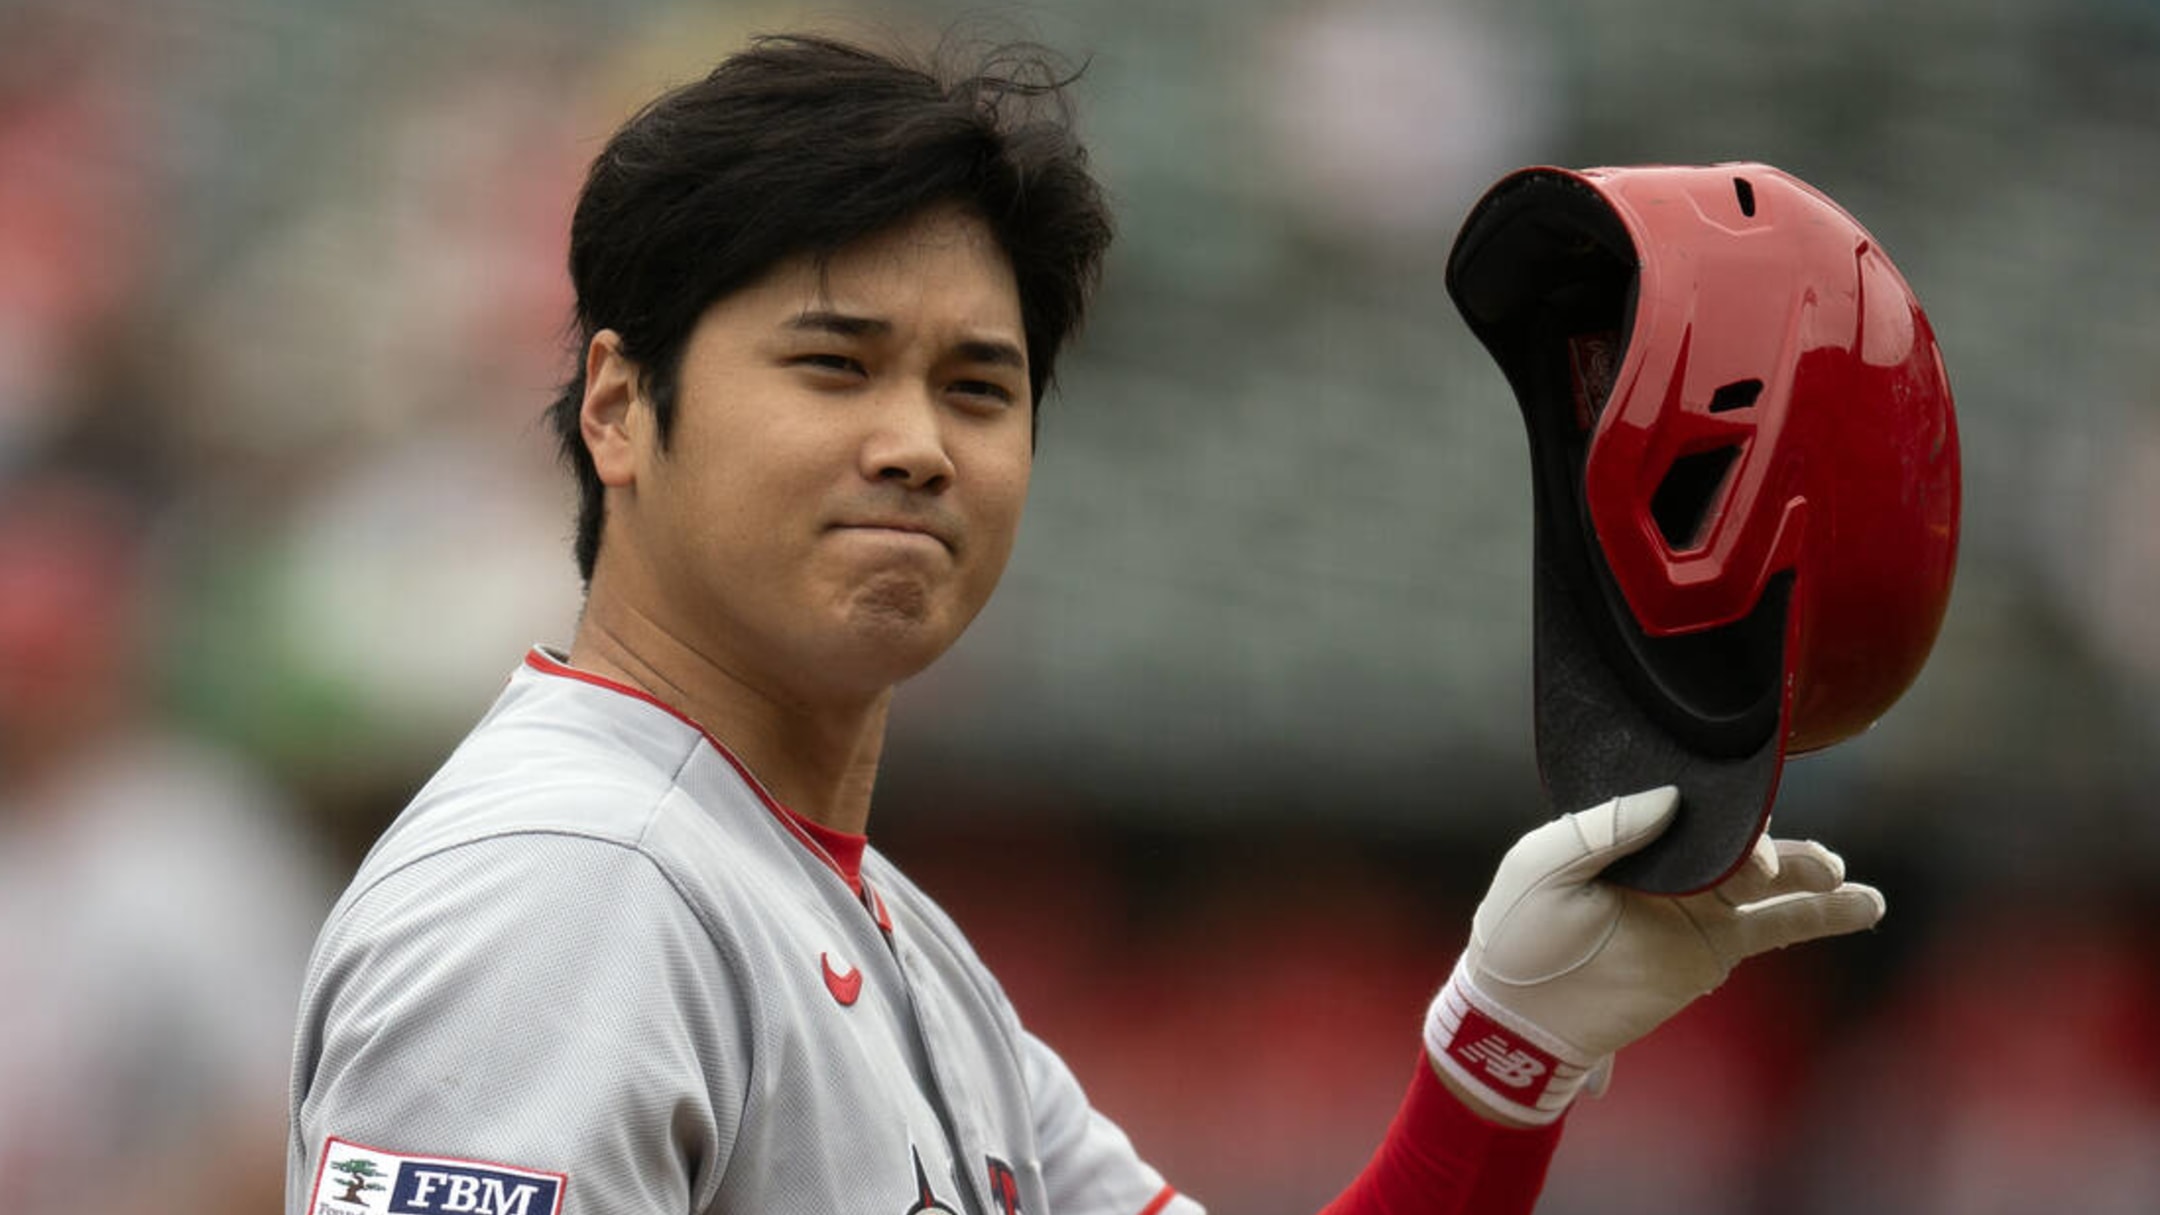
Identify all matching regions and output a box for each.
[330,1158,389,1206]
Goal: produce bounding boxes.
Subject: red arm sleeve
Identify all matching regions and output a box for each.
[1317,1055,1564,1215]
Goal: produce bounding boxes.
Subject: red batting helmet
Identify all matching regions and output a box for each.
[1446,163,1960,892]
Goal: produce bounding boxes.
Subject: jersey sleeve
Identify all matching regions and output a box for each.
[1020,1028,1205,1215]
[288,833,747,1215]
[1317,1056,1563,1215]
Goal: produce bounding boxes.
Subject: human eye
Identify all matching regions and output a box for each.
[792,353,866,376]
[948,378,1017,409]
[787,353,870,392]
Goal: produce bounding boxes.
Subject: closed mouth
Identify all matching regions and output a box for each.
[833,520,954,552]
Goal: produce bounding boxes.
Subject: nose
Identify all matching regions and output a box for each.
[860,387,955,493]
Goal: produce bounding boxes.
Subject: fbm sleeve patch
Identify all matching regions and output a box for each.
[310,1138,567,1215]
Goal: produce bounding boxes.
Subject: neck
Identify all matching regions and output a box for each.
[567,598,889,837]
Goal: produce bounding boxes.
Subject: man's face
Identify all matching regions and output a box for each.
[593,205,1034,704]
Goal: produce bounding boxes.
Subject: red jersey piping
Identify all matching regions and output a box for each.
[1136,1186,1178,1215]
[522,648,869,894]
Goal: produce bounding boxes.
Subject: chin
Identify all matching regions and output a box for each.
[818,604,960,686]
[795,570,985,690]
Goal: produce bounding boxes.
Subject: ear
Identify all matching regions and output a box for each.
[581,330,645,489]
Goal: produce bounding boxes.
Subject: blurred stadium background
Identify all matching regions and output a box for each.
[3,0,2158,1211]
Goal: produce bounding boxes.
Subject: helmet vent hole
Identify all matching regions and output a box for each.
[1709,378,1763,412]
[1651,446,1741,550]
[1733,176,1756,217]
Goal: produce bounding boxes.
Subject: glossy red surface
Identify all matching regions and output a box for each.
[1572,164,1960,753]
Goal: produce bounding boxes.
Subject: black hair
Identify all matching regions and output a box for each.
[544,32,1115,584]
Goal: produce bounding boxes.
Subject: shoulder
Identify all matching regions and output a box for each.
[302,654,779,1023]
[306,829,735,1009]
[346,655,707,892]
[292,832,750,1214]
[308,650,840,996]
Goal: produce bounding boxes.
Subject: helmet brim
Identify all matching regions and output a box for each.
[1530,512,1785,893]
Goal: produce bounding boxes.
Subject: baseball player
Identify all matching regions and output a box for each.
[287,35,1888,1215]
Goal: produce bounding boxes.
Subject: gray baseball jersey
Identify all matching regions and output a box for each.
[289,648,1203,1215]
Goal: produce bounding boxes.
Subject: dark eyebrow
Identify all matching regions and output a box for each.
[782,310,1026,371]
[954,339,1027,371]
[783,310,890,339]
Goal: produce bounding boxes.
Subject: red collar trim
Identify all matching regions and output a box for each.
[787,813,867,885]
[522,649,869,893]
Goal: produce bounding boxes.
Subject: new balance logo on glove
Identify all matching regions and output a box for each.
[1435,1002,1563,1108]
[1456,1033,1549,1090]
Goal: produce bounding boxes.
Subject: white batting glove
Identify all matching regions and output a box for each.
[1425,786,1885,1125]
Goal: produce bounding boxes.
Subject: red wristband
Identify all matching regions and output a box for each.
[1318,1055,1564,1215]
